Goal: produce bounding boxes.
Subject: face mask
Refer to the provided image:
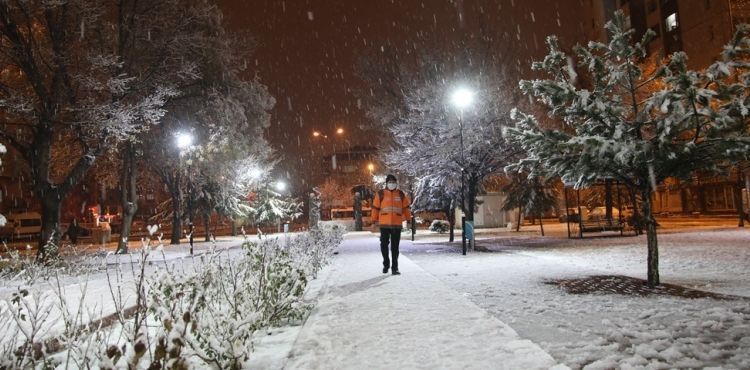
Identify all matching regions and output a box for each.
[387,182,397,190]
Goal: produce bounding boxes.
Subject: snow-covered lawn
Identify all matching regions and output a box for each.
[403,228,750,369]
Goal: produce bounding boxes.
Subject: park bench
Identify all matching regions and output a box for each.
[580,218,625,233]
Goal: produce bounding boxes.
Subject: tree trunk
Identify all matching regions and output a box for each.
[697,186,707,213]
[231,217,237,236]
[539,214,545,236]
[629,188,643,235]
[170,175,183,245]
[736,169,745,227]
[641,189,660,287]
[118,143,138,254]
[204,210,211,242]
[37,194,62,262]
[516,206,522,232]
[33,151,99,259]
[605,179,613,220]
[467,178,477,222]
[354,192,363,231]
[447,204,455,243]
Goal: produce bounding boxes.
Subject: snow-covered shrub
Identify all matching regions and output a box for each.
[0,226,344,369]
[287,223,344,278]
[429,220,450,233]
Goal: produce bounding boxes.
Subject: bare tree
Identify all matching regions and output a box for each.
[0,1,178,259]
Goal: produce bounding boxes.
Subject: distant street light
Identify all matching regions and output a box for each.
[312,128,345,139]
[275,181,287,192]
[450,86,475,256]
[367,163,375,172]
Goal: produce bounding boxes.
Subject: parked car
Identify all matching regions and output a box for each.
[0,212,42,241]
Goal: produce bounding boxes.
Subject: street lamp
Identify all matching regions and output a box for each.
[450,87,475,255]
[175,132,195,254]
[312,127,345,139]
[274,180,288,233]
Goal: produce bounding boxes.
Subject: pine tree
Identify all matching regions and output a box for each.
[505,12,750,286]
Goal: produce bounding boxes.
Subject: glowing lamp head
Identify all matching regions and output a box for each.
[451,87,475,109]
[175,132,193,149]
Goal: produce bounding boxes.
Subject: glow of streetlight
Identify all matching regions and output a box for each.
[249,168,263,179]
[313,131,321,137]
[367,163,375,172]
[175,132,193,148]
[451,87,475,109]
[336,127,344,135]
[275,181,287,192]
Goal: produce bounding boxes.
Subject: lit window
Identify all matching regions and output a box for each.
[666,13,678,32]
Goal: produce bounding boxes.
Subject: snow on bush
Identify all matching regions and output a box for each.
[429,220,450,234]
[0,226,343,369]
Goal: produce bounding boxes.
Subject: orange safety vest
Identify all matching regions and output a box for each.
[372,188,411,228]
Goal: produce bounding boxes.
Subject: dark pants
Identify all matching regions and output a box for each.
[380,227,401,271]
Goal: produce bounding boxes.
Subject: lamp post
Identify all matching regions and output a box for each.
[451,87,474,255]
[275,180,288,233]
[176,132,195,254]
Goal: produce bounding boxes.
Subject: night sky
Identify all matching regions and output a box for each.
[217,0,598,192]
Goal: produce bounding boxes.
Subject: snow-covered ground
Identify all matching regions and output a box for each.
[2,227,748,369]
[403,227,750,369]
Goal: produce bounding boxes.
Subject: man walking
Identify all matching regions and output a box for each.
[372,174,411,275]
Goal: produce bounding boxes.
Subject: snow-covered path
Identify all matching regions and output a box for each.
[285,233,563,370]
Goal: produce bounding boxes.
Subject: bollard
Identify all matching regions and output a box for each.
[462,215,466,255]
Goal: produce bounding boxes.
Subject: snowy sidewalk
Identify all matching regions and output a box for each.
[285,233,562,370]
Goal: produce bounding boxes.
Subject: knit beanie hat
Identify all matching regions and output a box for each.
[385,174,397,183]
